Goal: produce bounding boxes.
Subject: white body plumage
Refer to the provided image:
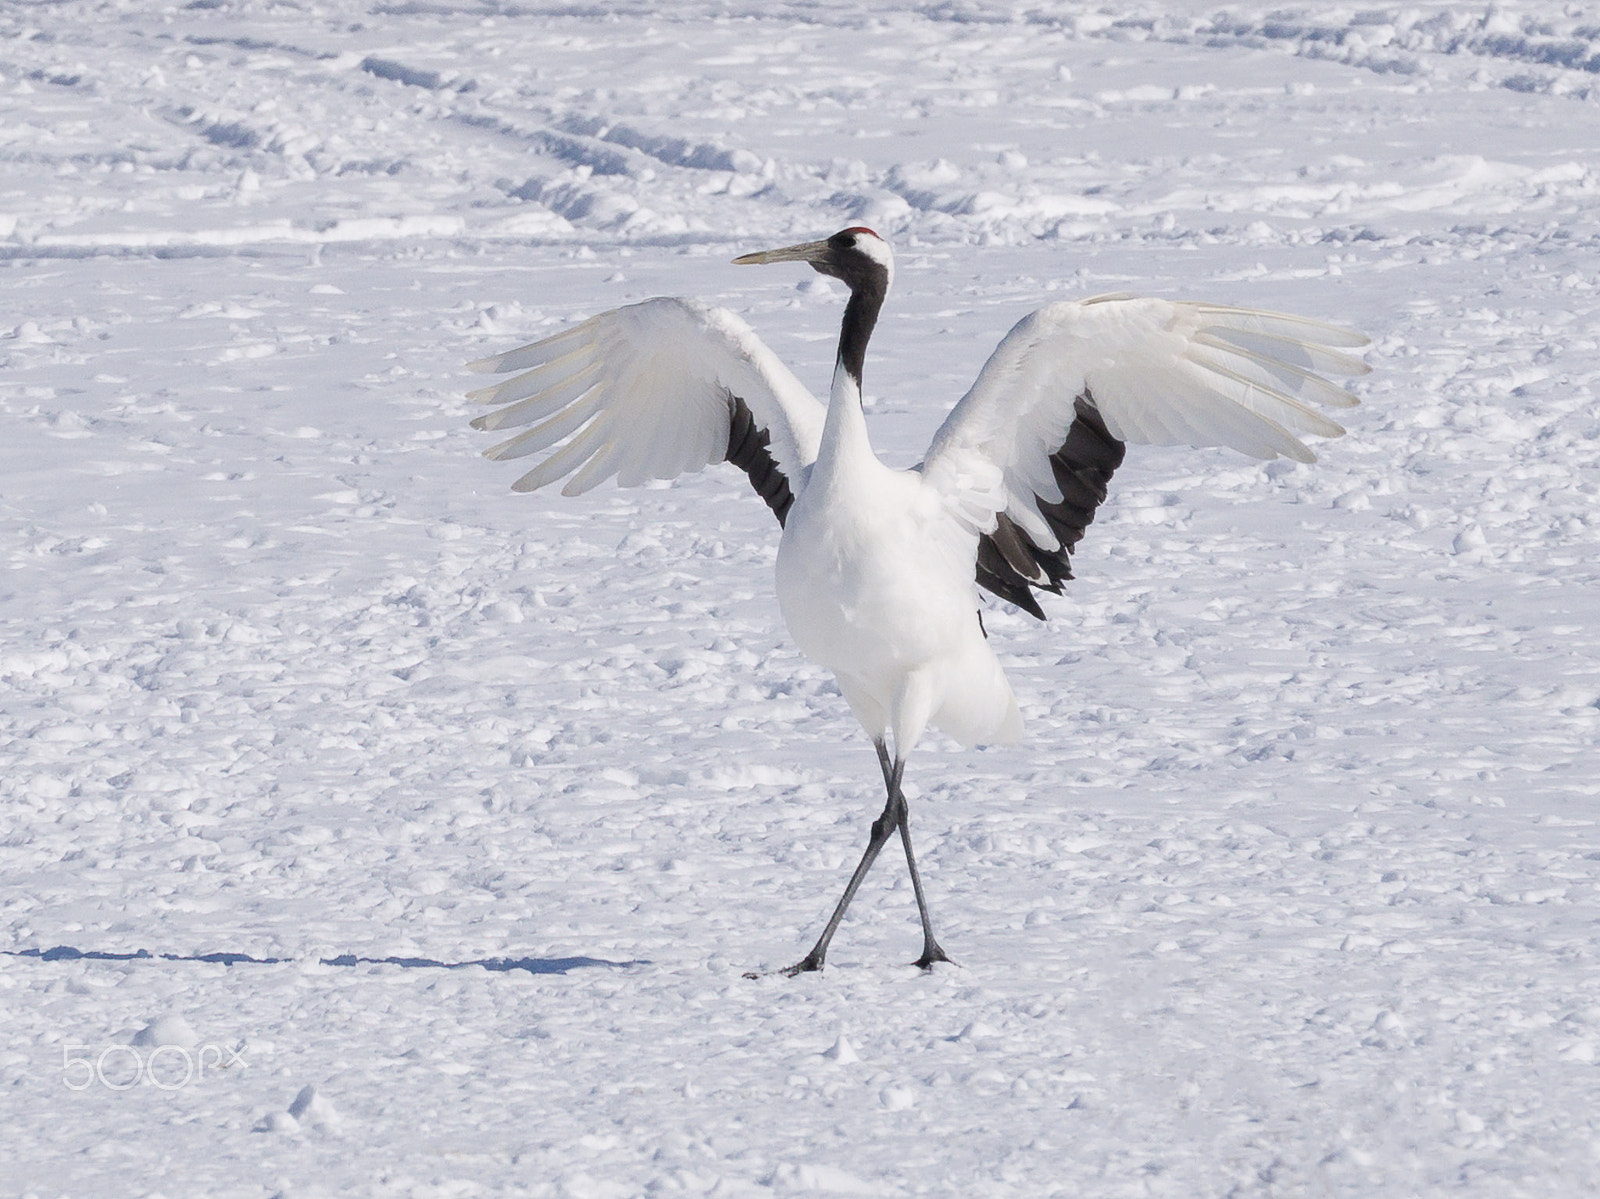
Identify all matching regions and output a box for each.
[775,362,1022,754]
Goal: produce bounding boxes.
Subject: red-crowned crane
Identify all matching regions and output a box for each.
[467,228,1368,976]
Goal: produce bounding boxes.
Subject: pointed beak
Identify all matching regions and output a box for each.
[732,238,830,266]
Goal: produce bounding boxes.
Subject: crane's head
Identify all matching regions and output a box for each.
[733,227,894,296]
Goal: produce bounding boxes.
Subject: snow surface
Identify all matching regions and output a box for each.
[3,1,1600,1195]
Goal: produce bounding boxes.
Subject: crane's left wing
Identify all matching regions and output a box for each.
[467,297,825,524]
[920,295,1369,618]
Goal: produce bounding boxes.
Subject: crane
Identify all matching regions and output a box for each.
[467,228,1369,976]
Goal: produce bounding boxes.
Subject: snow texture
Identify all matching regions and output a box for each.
[3,1,1599,1195]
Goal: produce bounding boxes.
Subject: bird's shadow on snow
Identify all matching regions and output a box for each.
[6,946,646,974]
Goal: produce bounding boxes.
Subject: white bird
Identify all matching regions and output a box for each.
[467,228,1369,976]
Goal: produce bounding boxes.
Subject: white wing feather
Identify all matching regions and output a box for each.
[467,297,825,496]
[922,295,1369,539]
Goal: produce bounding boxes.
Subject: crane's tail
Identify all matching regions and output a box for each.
[934,647,1023,749]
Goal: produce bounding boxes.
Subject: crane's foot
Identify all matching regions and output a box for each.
[913,941,952,971]
[781,953,825,978]
[742,951,824,980]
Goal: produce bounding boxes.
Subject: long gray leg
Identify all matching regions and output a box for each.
[875,743,951,970]
[768,750,903,977]
[752,741,953,978]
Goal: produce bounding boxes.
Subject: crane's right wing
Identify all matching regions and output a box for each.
[466,297,825,524]
[920,295,1369,617]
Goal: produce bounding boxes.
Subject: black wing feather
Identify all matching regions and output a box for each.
[725,393,794,526]
[974,392,1126,619]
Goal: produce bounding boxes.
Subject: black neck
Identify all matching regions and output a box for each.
[836,280,886,389]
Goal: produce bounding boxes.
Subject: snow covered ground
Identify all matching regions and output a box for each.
[3,1,1599,1194]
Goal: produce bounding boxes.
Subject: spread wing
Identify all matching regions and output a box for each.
[920,295,1370,618]
[467,297,825,524]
